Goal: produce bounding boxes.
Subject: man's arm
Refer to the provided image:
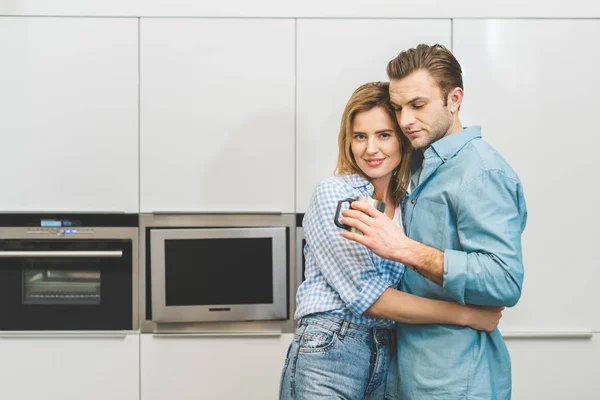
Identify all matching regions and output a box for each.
[339,204,446,284]
[341,170,527,307]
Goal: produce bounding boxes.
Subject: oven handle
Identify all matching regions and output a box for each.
[0,250,123,258]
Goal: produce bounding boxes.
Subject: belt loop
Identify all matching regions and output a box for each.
[339,320,350,339]
[298,317,303,326]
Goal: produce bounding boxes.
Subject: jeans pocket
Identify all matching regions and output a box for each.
[298,324,338,354]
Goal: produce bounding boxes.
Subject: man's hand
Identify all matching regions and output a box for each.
[341,201,445,285]
[340,201,412,263]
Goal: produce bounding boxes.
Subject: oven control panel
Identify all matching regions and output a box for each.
[26,228,96,236]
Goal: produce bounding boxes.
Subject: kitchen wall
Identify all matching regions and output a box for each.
[1,2,599,399]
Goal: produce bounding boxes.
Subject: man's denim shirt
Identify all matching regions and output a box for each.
[388,126,528,400]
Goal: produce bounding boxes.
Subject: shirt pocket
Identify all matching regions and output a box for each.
[412,198,448,250]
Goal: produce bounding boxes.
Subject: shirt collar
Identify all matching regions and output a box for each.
[429,125,482,162]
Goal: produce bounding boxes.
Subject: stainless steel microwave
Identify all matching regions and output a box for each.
[140,214,298,334]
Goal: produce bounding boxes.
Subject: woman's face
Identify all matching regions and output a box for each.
[350,106,401,186]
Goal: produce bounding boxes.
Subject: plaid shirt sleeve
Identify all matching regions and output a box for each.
[304,177,393,317]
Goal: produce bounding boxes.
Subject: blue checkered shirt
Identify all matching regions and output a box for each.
[294,174,405,328]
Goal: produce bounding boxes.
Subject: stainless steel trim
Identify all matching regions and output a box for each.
[0,250,123,258]
[0,331,136,338]
[501,330,593,339]
[150,227,287,323]
[152,331,282,337]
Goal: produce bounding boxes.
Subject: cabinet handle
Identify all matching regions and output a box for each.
[501,330,592,339]
[0,250,123,258]
[152,331,282,338]
[0,331,135,338]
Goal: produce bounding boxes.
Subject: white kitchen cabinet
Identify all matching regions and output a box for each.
[507,335,600,399]
[140,19,295,213]
[140,333,292,400]
[295,19,451,213]
[0,17,139,212]
[453,20,600,332]
[0,333,139,400]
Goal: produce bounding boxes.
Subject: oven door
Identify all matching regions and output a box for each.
[150,227,288,323]
[0,240,132,330]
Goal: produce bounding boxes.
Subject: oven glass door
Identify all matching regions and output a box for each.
[0,240,132,330]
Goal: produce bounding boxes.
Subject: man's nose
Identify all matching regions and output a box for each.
[400,108,416,129]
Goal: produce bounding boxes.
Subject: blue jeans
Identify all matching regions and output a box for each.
[279,314,394,400]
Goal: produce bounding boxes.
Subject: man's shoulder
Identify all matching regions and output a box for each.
[457,137,521,182]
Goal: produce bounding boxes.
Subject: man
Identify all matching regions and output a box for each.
[340,44,528,399]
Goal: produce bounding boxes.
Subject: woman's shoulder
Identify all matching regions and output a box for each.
[315,174,369,193]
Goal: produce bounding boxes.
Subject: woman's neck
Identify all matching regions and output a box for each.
[371,177,395,219]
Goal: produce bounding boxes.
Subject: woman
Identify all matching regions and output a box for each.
[279,82,502,400]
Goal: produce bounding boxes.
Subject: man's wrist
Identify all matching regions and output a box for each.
[402,240,445,285]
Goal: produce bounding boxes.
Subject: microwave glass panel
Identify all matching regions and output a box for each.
[23,269,101,305]
[164,237,274,306]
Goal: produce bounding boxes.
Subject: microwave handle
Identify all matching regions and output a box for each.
[0,250,123,258]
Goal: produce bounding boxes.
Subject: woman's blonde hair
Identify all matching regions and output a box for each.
[335,82,412,208]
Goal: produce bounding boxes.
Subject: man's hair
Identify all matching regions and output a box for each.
[387,44,463,105]
[335,82,412,207]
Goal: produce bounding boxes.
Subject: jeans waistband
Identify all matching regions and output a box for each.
[298,314,394,343]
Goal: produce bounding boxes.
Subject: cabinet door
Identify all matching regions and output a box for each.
[141,333,292,400]
[453,20,600,332]
[0,17,138,212]
[140,19,295,213]
[0,333,140,400]
[506,335,600,399]
[295,19,451,212]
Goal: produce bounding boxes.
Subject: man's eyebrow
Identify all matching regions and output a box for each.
[391,97,428,108]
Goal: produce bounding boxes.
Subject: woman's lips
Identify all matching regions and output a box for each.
[365,158,384,167]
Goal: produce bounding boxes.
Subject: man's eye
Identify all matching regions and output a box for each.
[413,104,424,109]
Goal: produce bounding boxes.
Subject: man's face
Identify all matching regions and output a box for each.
[389,69,453,150]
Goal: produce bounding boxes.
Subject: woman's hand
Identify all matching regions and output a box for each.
[463,305,504,332]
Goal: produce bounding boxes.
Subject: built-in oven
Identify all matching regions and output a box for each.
[0,214,138,331]
[140,213,298,334]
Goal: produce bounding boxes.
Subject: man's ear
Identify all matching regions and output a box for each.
[447,87,464,113]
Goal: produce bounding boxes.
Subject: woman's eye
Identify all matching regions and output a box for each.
[379,133,391,139]
[353,134,366,140]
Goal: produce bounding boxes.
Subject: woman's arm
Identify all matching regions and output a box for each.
[365,288,503,332]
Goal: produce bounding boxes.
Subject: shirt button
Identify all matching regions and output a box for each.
[411,199,416,205]
[443,156,448,161]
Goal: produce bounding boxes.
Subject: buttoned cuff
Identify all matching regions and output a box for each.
[443,249,468,305]
[346,277,390,317]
